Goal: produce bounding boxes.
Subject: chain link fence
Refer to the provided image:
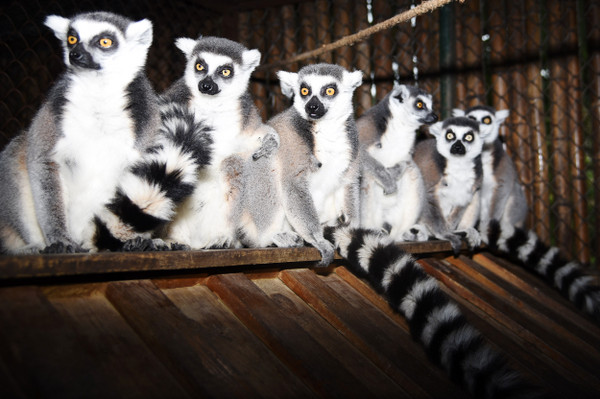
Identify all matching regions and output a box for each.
[1,0,598,267]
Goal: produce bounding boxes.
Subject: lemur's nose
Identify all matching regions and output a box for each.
[198,77,219,95]
[307,103,319,112]
[69,50,83,60]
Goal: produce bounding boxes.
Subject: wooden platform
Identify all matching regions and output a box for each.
[1,244,599,398]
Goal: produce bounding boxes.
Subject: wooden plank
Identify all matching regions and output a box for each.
[418,272,563,399]
[162,283,316,398]
[252,276,408,398]
[206,272,379,398]
[419,257,600,396]
[42,283,190,398]
[0,241,458,280]
[333,266,410,331]
[104,279,263,398]
[443,256,600,370]
[474,252,600,345]
[333,263,583,398]
[279,269,469,398]
[0,286,109,397]
[0,247,326,280]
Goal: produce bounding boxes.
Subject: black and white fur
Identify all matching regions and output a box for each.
[358,83,438,240]
[92,100,213,251]
[0,12,160,254]
[453,106,527,233]
[237,64,363,265]
[326,226,540,398]
[160,36,279,249]
[484,220,600,323]
[456,106,600,322]
[404,117,483,253]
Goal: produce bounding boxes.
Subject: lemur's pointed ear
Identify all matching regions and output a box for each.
[495,109,510,124]
[277,71,297,98]
[428,121,444,138]
[45,15,70,41]
[126,19,153,48]
[175,37,197,56]
[452,108,466,117]
[344,70,363,90]
[392,81,408,102]
[242,49,261,72]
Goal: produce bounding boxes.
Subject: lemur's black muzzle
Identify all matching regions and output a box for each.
[421,113,438,125]
[450,141,466,155]
[305,96,326,119]
[69,44,100,70]
[198,77,220,95]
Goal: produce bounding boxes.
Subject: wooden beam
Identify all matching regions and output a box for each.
[0,240,459,281]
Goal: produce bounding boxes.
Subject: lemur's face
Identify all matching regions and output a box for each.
[297,74,341,120]
[192,52,237,96]
[278,64,362,122]
[430,117,482,160]
[176,37,261,102]
[453,107,509,144]
[390,84,438,126]
[45,12,153,75]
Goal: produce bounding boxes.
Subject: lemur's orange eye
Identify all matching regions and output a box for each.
[67,35,78,45]
[221,68,231,77]
[301,87,309,96]
[196,63,204,71]
[482,116,492,124]
[99,38,113,48]
[416,101,424,109]
[325,87,335,96]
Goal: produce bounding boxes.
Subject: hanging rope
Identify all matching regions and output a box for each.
[258,0,465,71]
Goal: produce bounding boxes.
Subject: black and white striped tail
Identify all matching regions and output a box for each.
[325,226,539,399]
[484,219,600,324]
[93,102,213,251]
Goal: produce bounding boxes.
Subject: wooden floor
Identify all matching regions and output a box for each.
[0,244,599,398]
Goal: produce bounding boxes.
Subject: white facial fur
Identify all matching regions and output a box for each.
[453,107,509,144]
[388,82,435,130]
[278,69,362,122]
[429,120,483,161]
[176,37,260,108]
[45,15,152,80]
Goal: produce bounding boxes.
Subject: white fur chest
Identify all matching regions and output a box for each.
[309,119,353,219]
[369,118,417,167]
[437,159,478,219]
[191,99,258,160]
[53,74,140,242]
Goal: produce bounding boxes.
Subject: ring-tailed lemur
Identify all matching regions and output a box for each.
[92,101,213,251]
[236,63,363,266]
[452,106,527,233]
[0,12,162,254]
[403,117,484,253]
[453,107,600,323]
[159,36,280,249]
[358,83,437,240]
[231,65,538,394]
[325,226,540,399]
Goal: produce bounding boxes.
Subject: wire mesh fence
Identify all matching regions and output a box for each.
[1,0,598,267]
